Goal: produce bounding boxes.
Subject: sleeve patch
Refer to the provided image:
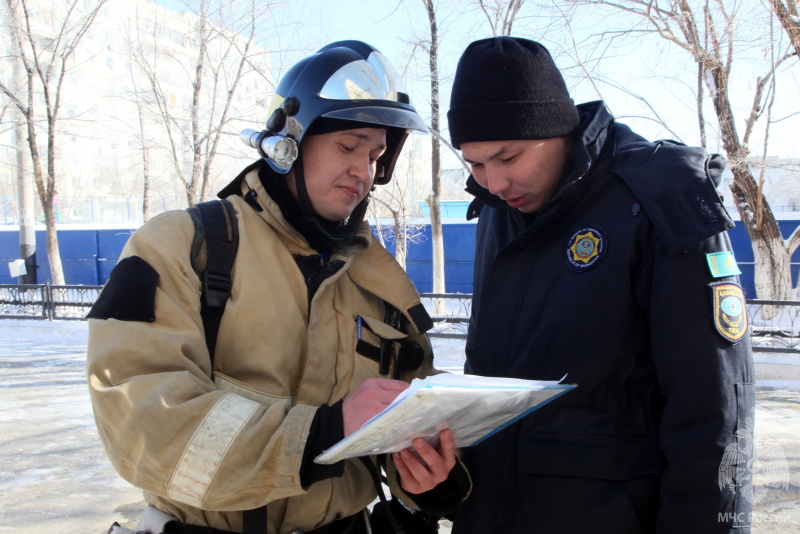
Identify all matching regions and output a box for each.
[706,251,742,278]
[86,256,159,322]
[710,282,748,343]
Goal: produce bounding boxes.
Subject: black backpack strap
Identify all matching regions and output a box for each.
[359,456,404,534]
[189,200,267,532]
[243,505,267,534]
[187,199,239,365]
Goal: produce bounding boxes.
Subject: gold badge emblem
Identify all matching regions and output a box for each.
[566,226,606,271]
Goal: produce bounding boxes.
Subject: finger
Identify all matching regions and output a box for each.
[393,451,415,489]
[404,443,441,486]
[438,429,457,466]
[394,449,432,494]
[412,438,455,484]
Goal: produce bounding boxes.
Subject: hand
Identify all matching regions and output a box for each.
[342,378,408,437]
[393,428,457,494]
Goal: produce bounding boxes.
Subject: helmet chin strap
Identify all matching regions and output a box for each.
[293,149,371,247]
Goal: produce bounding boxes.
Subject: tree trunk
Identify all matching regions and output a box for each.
[423,0,446,310]
[771,0,800,58]
[393,209,407,269]
[705,62,792,309]
[142,146,151,221]
[26,114,65,285]
[186,183,197,208]
[729,173,793,302]
[42,197,65,285]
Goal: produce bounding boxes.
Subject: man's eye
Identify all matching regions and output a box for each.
[501,155,517,163]
[340,145,355,153]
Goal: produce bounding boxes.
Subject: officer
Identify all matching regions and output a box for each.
[446,36,754,533]
[87,40,469,534]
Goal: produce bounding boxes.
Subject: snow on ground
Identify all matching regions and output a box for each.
[1,319,799,533]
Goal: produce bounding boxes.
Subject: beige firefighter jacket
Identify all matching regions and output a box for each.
[87,167,440,533]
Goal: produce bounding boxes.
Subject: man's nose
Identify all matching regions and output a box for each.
[485,168,509,195]
[349,155,373,181]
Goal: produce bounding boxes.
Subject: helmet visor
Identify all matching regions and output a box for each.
[323,105,428,133]
[320,52,409,103]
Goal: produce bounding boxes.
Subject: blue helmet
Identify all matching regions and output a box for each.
[243,40,427,185]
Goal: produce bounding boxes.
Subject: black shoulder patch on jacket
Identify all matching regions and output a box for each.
[86,256,159,322]
[407,303,434,333]
[613,140,734,256]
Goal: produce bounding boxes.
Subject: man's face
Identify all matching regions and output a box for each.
[461,137,571,213]
[287,127,387,221]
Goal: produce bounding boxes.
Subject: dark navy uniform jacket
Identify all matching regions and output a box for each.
[452,102,755,534]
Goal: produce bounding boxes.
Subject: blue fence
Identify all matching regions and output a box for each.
[1,219,799,297]
[0,227,133,286]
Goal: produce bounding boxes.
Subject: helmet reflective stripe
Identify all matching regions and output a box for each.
[320,52,407,102]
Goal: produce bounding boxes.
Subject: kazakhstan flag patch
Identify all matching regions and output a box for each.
[706,251,741,278]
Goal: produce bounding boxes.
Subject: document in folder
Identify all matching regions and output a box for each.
[315,373,576,465]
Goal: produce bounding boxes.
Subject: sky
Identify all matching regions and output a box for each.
[151,0,800,162]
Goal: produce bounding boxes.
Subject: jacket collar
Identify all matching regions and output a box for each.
[231,164,372,256]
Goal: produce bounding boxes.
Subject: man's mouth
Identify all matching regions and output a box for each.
[504,195,527,209]
[339,186,360,200]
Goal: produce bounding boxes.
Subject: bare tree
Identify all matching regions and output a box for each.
[478,0,526,35]
[770,0,800,58]
[0,0,109,285]
[119,5,161,222]
[125,0,272,208]
[136,100,153,221]
[371,164,427,269]
[416,0,448,306]
[565,0,800,305]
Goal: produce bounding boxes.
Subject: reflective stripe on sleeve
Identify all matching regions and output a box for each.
[168,393,260,507]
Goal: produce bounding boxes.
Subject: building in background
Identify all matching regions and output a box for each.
[0,0,272,225]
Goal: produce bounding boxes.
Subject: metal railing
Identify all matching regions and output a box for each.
[2,287,798,353]
[747,300,800,353]
[420,293,800,353]
[0,284,103,320]
[420,293,471,339]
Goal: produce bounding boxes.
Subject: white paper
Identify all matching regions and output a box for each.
[315,373,576,464]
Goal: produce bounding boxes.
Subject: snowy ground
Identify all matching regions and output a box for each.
[0,319,798,533]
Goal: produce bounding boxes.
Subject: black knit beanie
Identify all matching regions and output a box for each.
[447,37,579,149]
